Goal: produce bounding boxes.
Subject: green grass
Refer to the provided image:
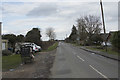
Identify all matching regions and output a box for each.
[71,43,79,46]
[42,42,58,52]
[2,54,22,71]
[69,42,119,56]
[86,46,119,56]
[47,42,58,51]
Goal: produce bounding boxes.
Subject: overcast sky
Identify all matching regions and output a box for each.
[0,1,118,41]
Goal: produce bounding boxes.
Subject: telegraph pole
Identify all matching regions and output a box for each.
[100,0,107,52]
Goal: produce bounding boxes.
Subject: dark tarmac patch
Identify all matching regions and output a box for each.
[56,69,71,75]
[58,57,66,61]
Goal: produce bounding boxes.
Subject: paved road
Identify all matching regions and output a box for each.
[51,42,119,79]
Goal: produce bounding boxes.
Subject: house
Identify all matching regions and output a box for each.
[0,22,1,53]
[100,33,109,42]
[0,22,8,50]
[100,31,117,46]
[2,39,8,50]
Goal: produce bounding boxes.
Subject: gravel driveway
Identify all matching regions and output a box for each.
[2,49,56,78]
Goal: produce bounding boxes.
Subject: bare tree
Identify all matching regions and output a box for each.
[77,17,88,41]
[46,27,56,40]
[77,15,102,40]
[84,15,102,35]
[77,15,102,45]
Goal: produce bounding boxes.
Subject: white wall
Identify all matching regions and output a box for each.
[2,43,5,50]
[0,22,2,79]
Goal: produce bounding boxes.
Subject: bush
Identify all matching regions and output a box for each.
[110,31,120,50]
[96,46,104,49]
[91,34,103,45]
[41,41,55,50]
[2,50,12,56]
[84,39,92,46]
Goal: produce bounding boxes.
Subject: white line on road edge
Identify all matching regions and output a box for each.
[77,56,85,61]
[89,65,110,80]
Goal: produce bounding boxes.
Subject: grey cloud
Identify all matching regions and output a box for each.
[26,3,58,17]
[2,2,118,40]
[103,3,118,24]
[118,2,120,30]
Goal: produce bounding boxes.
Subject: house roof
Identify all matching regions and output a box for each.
[100,33,109,41]
[100,31,118,41]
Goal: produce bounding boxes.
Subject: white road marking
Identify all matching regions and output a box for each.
[89,65,110,80]
[77,56,85,61]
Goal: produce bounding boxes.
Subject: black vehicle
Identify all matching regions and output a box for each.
[20,45,34,64]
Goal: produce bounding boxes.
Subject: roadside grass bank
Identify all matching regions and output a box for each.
[42,42,58,52]
[2,54,22,71]
[86,46,119,56]
[69,42,119,56]
[71,43,80,46]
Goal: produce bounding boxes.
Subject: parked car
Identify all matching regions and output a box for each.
[36,45,41,52]
[25,43,41,53]
[15,42,41,54]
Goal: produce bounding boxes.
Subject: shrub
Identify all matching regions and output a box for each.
[41,41,55,50]
[110,31,120,50]
[91,34,103,45]
[2,50,12,56]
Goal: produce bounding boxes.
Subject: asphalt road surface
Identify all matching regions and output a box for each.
[51,42,119,79]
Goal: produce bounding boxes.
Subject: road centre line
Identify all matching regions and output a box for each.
[77,55,85,61]
[89,65,110,80]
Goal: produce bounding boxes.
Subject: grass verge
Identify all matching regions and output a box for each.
[69,42,119,56]
[86,46,119,56]
[42,42,58,52]
[71,43,80,46]
[2,54,22,71]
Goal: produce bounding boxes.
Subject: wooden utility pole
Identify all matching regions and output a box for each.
[100,0,107,52]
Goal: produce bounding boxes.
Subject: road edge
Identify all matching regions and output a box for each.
[79,46,120,61]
